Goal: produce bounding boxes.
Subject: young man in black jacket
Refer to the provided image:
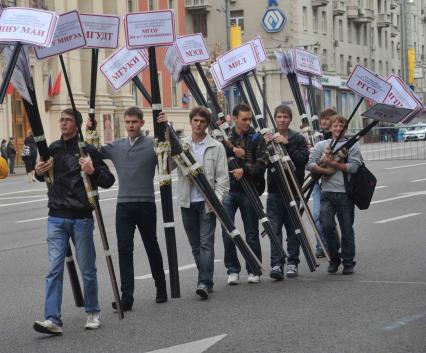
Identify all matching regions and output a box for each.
[264,105,309,279]
[33,108,115,335]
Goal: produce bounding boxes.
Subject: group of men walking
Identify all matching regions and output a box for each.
[32,103,361,335]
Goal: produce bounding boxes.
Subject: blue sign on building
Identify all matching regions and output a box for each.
[262,8,286,33]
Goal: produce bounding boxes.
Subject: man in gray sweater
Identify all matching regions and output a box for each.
[306,115,362,275]
[100,106,167,311]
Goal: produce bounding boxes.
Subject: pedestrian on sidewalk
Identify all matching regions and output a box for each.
[1,139,8,162]
[6,137,16,174]
[23,133,37,183]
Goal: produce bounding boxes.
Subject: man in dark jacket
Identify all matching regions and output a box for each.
[33,108,115,335]
[6,137,16,174]
[222,103,268,285]
[264,105,309,280]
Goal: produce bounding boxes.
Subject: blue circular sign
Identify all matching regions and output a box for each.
[262,8,287,33]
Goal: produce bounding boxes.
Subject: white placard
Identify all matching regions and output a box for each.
[251,36,267,64]
[297,72,323,90]
[346,65,391,103]
[164,45,185,82]
[100,47,149,91]
[34,11,86,60]
[361,103,413,123]
[293,48,322,77]
[175,33,209,65]
[402,105,424,124]
[217,43,258,82]
[210,61,238,91]
[124,10,175,49]
[384,75,422,110]
[0,7,58,46]
[80,14,120,49]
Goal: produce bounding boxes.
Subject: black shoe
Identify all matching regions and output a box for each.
[315,249,326,258]
[207,287,214,293]
[196,286,209,300]
[156,288,168,303]
[327,258,341,274]
[342,262,356,275]
[269,265,284,281]
[111,301,133,312]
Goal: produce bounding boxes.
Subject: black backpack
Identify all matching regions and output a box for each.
[343,162,377,210]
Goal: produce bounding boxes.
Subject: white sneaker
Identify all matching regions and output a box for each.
[247,273,260,284]
[227,273,239,285]
[33,319,63,335]
[286,264,298,278]
[85,312,100,330]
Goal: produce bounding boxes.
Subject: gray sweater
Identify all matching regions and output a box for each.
[306,139,362,193]
[100,136,156,203]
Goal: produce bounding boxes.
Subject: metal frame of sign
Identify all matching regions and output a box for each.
[386,74,422,109]
[124,10,175,49]
[34,10,86,60]
[80,13,120,49]
[175,33,210,65]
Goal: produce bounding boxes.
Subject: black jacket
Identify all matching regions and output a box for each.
[6,142,16,157]
[37,135,115,219]
[267,129,309,194]
[225,127,268,194]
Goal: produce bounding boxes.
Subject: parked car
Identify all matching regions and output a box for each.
[403,124,426,141]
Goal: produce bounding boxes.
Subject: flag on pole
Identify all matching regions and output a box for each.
[48,73,52,97]
[52,71,61,96]
[6,83,13,95]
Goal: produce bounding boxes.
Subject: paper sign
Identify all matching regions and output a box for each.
[401,105,424,124]
[217,43,258,82]
[164,45,185,82]
[297,73,323,90]
[361,103,412,123]
[0,7,58,46]
[293,48,322,77]
[384,75,422,110]
[100,46,149,91]
[175,33,209,65]
[251,36,267,64]
[124,10,175,49]
[210,61,238,91]
[346,65,391,103]
[34,11,86,60]
[80,14,120,49]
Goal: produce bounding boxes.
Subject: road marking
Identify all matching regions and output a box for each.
[371,191,426,205]
[411,178,426,183]
[135,260,222,280]
[145,334,227,353]
[374,213,421,224]
[0,198,47,207]
[386,162,426,170]
[0,189,46,196]
[16,216,48,223]
[375,186,388,189]
[383,312,426,331]
[0,195,48,200]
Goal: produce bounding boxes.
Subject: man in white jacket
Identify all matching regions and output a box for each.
[176,107,229,300]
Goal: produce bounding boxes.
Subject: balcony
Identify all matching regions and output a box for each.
[185,0,211,11]
[312,0,329,7]
[332,0,345,16]
[391,24,399,37]
[352,8,375,23]
[390,0,399,10]
[377,13,391,27]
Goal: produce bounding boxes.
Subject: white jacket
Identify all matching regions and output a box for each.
[177,134,229,212]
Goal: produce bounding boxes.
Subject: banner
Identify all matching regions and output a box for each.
[175,33,209,65]
[346,65,391,103]
[124,10,175,49]
[80,14,120,49]
[0,7,58,46]
[217,42,258,82]
[164,45,185,82]
[34,11,86,60]
[384,75,422,110]
[293,48,322,77]
[361,103,412,124]
[100,47,149,91]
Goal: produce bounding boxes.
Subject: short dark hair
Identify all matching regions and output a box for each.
[61,108,82,125]
[320,108,337,120]
[274,105,292,120]
[232,103,251,117]
[124,106,144,120]
[189,106,211,124]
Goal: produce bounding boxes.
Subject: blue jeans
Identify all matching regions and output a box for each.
[320,192,355,265]
[221,192,262,274]
[266,194,300,266]
[312,182,325,251]
[45,216,99,326]
[181,202,216,288]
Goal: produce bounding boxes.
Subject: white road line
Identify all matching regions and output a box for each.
[145,334,227,353]
[0,195,48,200]
[411,178,426,183]
[371,191,426,205]
[374,213,421,224]
[386,162,426,170]
[0,189,46,196]
[16,216,48,223]
[383,312,426,331]
[375,186,389,189]
[135,260,222,280]
[0,198,47,207]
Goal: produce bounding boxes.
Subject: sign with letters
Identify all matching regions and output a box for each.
[251,36,267,64]
[293,48,322,77]
[210,62,239,91]
[80,14,120,49]
[35,11,86,60]
[217,43,258,82]
[346,65,391,103]
[175,33,209,65]
[124,10,175,49]
[297,72,322,90]
[384,75,422,110]
[0,7,58,46]
[361,103,413,124]
[100,46,149,91]
[164,45,185,82]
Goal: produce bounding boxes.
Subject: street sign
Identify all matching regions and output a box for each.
[261,8,286,33]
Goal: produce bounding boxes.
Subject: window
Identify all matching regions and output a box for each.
[340,54,344,73]
[339,19,343,41]
[356,56,360,64]
[378,29,382,48]
[322,49,328,65]
[148,0,154,10]
[313,9,318,32]
[386,61,389,74]
[169,0,174,9]
[385,30,388,49]
[348,22,352,43]
[364,58,368,67]
[355,25,360,45]
[171,79,177,107]
[379,60,383,74]
[29,0,46,8]
[192,13,207,36]
[372,59,375,70]
[321,11,326,33]
[363,24,368,46]
[128,0,134,12]
[391,40,395,58]
[230,10,244,31]
[303,7,307,31]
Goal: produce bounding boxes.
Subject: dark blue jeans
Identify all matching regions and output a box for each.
[320,192,355,265]
[116,202,166,304]
[181,202,216,288]
[221,192,262,274]
[266,194,300,267]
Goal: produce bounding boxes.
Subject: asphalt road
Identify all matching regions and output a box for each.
[0,160,425,353]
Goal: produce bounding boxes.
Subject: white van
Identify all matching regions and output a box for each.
[403,124,426,141]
